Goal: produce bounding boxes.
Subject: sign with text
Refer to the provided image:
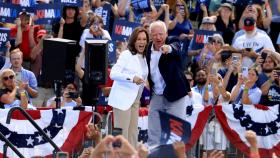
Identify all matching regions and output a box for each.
[97,92,109,106]
[9,0,36,7]
[159,111,191,145]
[94,3,111,31]
[112,20,141,42]
[0,4,24,23]
[153,0,164,10]
[108,40,116,67]
[53,0,83,7]
[190,29,221,50]
[131,0,152,13]
[0,28,10,52]
[34,4,62,24]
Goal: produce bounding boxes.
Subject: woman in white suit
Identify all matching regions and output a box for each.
[108,27,149,147]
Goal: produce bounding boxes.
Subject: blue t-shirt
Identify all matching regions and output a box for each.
[168,17,193,37]
[256,72,269,88]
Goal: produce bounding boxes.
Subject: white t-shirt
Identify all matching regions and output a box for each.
[232,31,275,67]
[150,45,165,95]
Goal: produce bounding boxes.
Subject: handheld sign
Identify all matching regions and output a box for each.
[9,0,36,7]
[153,0,164,10]
[131,0,152,13]
[94,3,111,31]
[159,111,191,144]
[53,0,83,7]
[112,20,141,42]
[34,4,62,25]
[0,4,22,23]
[190,29,221,50]
[108,40,116,67]
[0,28,10,52]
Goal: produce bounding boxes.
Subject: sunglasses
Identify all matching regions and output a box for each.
[3,75,14,81]
[176,4,185,9]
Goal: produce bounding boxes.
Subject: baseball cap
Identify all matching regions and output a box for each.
[37,29,47,38]
[202,16,217,24]
[220,3,233,11]
[243,17,255,31]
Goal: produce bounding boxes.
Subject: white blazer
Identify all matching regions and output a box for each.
[108,50,148,111]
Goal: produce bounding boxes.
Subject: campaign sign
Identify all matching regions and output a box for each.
[9,0,36,7]
[153,0,164,10]
[0,4,22,23]
[159,111,191,144]
[97,91,109,106]
[94,3,111,31]
[190,29,221,50]
[34,4,62,25]
[131,0,152,12]
[112,20,141,42]
[0,28,10,52]
[108,40,116,67]
[53,0,83,7]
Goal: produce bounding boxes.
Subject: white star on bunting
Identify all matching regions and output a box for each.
[26,136,34,146]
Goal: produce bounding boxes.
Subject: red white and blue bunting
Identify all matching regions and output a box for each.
[0,109,92,158]
[215,103,280,157]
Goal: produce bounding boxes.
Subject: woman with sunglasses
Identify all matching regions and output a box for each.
[198,34,224,69]
[0,68,28,109]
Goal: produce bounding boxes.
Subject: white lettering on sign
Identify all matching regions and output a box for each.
[61,0,77,3]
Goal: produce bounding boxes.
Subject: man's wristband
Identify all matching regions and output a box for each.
[244,88,249,93]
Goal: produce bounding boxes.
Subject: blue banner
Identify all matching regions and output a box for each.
[108,40,116,67]
[159,111,191,144]
[153,0,164,10]
[97,92,108,106]
[131,0,152,13]
[53,0,82,7]
[0,28,10,52]
[34,4,62,25]
[112,20,141,42]
[94,3,111,31]
[0,4,22,23]
[9,0,36,7]
[190,30,221,50]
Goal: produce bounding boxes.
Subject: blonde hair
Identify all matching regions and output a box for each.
[0,69,15,89]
